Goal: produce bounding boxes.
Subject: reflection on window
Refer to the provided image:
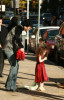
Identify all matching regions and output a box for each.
[47,30,58,40]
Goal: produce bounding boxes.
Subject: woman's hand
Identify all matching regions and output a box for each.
[21,48,24,52]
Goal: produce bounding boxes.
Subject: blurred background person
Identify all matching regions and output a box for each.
[57,17,63,26]
[51,15,57,26]
[0,15,8,77]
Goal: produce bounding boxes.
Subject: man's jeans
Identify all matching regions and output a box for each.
[4,50,19,91]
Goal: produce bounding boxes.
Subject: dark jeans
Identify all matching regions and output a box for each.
[4,50,19,91]
[0,48,4,75]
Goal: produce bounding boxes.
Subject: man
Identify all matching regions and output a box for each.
[0,16,8,77]
[3,19,33,91]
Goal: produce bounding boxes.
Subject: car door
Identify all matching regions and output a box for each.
[58,25,64,58]
[59,26,64,58]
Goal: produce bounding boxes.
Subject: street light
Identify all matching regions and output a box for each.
[27,0,29,53]
[27,0,29,19]
[37,0,40,46]
[13,0,16,16]
[37,0,43,47]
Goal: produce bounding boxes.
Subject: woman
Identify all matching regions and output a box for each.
[3,19,33,91]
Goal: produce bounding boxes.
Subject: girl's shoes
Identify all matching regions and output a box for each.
[38,87,45,92]
[24,85,30,90]
[24,84,39,90]
[29,84,38,90]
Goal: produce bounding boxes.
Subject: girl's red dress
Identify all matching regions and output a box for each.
[35,55,48,83]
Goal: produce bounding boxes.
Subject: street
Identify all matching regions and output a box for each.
[0,52,64,100]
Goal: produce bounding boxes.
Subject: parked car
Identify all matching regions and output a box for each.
[41,13,52,21]
[32,20,43,28]
[29,26,59,52]
[54,22,64,64]
[42,28,59,56]
[41,13,52,25]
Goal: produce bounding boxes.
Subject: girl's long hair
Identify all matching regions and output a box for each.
[36,46,48,58]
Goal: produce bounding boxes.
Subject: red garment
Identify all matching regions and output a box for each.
[16,49,25,60]
[35,55,48,83]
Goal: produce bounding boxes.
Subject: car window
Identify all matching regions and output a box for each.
[42,13,52,17]
[40,29,47,36]
[44,14,52,17]
[47,30,59,40]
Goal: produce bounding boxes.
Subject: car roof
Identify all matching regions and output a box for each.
[39,26,60,30]
[45,28,59,31]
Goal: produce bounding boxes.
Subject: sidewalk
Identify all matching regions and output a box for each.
[0,52,64,100]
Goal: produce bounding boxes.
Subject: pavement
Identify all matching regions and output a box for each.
[0,52,64,100]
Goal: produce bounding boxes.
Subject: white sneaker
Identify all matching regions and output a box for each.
[29,84,38,90]
[24,85,30,89]
[24,84,38,90]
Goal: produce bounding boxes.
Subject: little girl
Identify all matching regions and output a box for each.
[24,45,48,91]
[35,46,48,91]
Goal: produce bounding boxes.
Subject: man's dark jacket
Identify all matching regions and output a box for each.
[0,25,8,47]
